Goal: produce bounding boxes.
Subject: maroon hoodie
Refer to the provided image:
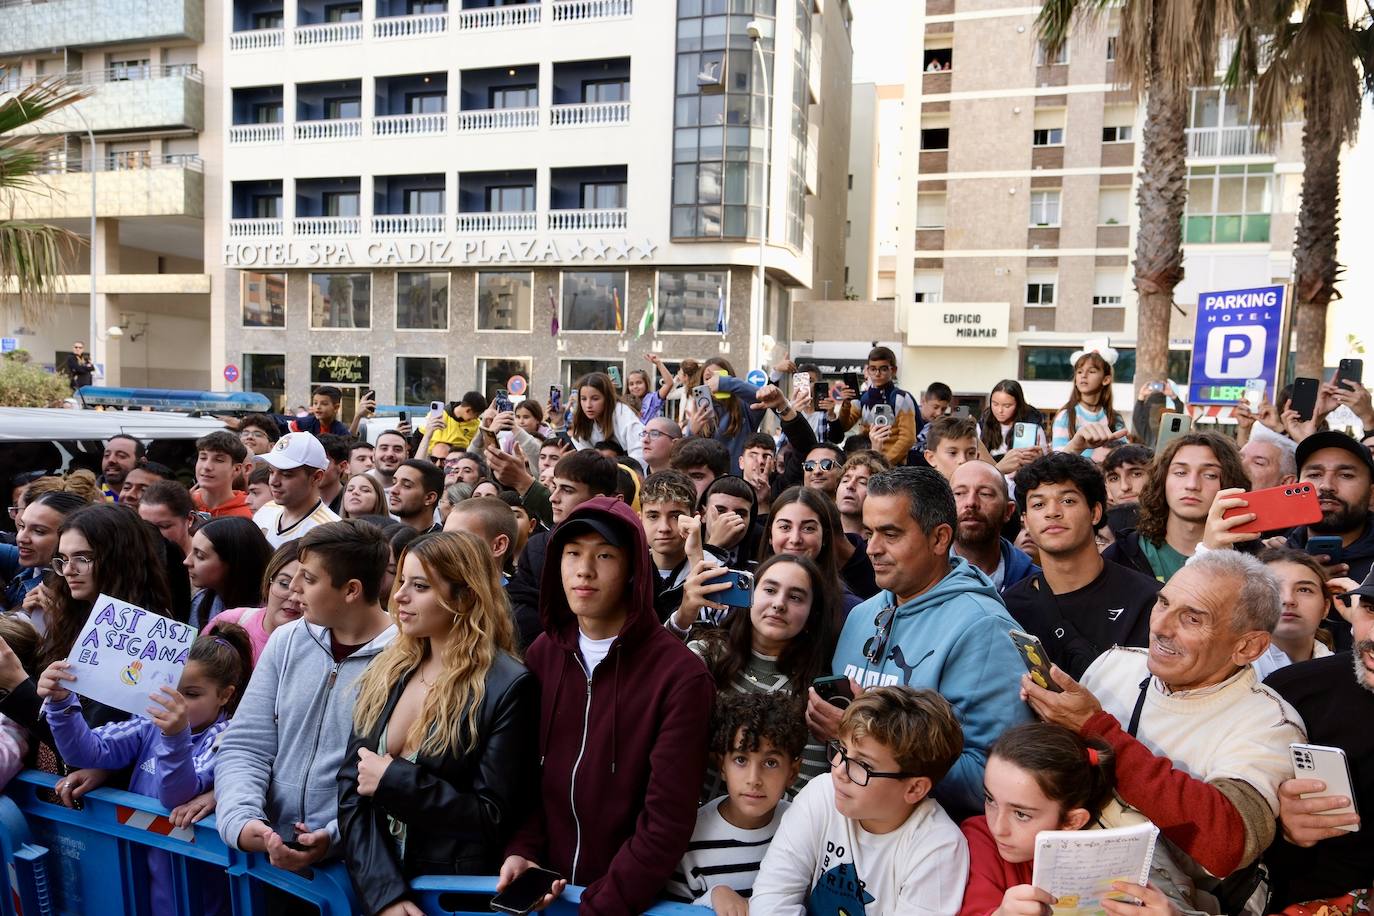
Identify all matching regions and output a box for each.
[505,497,714,915]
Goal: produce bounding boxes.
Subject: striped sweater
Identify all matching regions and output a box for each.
[663,795,789,905]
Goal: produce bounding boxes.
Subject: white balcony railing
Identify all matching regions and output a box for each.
[552,0,633,21]
[295,118,362,141]
[456,3,541,29]
[228,218,283,237]
[373,12,449,38]
[294,20,363,46]
[455,107,538,132]
[294,216,361,236]
[547,208,627,231]
[1186,125,1271,158]
[229,28,285,51]
[229,123,284,144]
[455,212,537,233]
[373,112,447,137]
[372,214,446,234]
[550,100,630,127]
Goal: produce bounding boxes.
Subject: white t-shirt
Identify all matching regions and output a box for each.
[578,631,617,675]
[252,500,340,549]
[751,772,968,915]
[1251,639,1333,682]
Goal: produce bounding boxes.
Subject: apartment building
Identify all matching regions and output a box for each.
[841,0,1303,409]
[0,0,218,388]
[218,0,851,414]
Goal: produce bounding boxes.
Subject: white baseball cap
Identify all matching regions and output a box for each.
[255,431,328,471]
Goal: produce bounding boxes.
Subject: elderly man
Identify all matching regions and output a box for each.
[1240,424,1297,490]
[949,460,1038,594]
[1023,550,1305,909]
[1262,570,1372,908]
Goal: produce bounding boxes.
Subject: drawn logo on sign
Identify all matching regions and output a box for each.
[120,660,144,687]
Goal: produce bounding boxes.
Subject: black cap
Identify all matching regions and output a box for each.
[553,516,628,550]
[1295,431,1374,478]
[1340,566,1374,602]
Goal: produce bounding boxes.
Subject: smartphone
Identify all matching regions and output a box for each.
[1291,377,1320,422]
[841,372,860,395]
[363,389,376,403]
[1009,630,1062,693]
[1305,535,1344,557]
[1012,421,1039,450]
[548,385,563,415]
[429,400,444,419]
[1153,412,1190,452]
[1289,743,1359,832]
[712,569,754,608]
[491,866,564,915]
[1222,482,1323,535]
[871,404,894,427]
[793,372,811,395]
[606,365,623,389]
[811,381,830,407]
[1338,358,1364,389]
[497,430,518,455]
[953,404,972,419]
[493,388,513,414]
[812,674,854,709]
[692,384,714,412]
[398,410,408,425]
[1243,378,1266,412]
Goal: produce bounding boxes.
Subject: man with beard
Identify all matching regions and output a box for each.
[100,434,143,501]
[801,443,845,498]
[949,460,1037,594]
[1004,453,1157,677]
[1262,568,1373,908]
[835,452,885,537]
[1286,431,1374,649]
[370,428,409,492]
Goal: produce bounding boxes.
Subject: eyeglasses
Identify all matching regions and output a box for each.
[827,740,917,787]
[239,429,270,441]
[6,507,17,520]
[51,555,94,576]
[863,606,896,664]
[641,429,679,441]
[803,459,840,472]
[868,365,894,374]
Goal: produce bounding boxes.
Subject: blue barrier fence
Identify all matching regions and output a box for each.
[0,771,700,916]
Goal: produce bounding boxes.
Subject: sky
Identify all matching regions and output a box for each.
[848,0,909,86]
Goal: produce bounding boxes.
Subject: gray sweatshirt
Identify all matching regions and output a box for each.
[214,617,395,853]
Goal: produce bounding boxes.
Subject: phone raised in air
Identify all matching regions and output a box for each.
[691,384,714,413]
[1222,482,1323,535]
[811,381,831,407]
[429,400,445,419]
[712,569,754,608]
[812,675,855,709]
[548,385,563,415]
[607,365,623,389]
[1290,743,1359,833]
[1338,358,1364,389]
[491,866,564,915]
[1290,377,1320,422]
[871,404,894,427]
[1009,630,1062,693]
[1155,412,1191,452]
[841,372,860,395]
[493,388,513,413]
[1243,378,1266,413]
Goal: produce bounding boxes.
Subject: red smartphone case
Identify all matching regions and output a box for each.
[1222,482,1322,535]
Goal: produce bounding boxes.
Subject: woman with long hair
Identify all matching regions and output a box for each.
[758,486,863,619]
[203,540,304,664]
[690,356,763,470]
[339,531,537,915]
[341,473,387,520]
[1254,547,1335,680]
[184,517,273,630]
[1051,351,1125,457]
[567,371,645,466]
[689,553,836,798]
[4,490,89,622]
[980,379,1043,456]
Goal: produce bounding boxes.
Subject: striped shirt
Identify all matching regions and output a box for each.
[252,500,340,549]
[663,795,789,905]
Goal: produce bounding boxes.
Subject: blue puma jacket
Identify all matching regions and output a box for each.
[831,556,1031,818]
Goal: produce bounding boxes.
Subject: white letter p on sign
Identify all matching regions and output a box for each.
[1204,327,1265,379]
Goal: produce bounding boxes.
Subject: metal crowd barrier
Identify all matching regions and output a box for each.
[0,771,700,915]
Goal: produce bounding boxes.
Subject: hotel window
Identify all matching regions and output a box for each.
[1102,124,1134,142]
[476,271,533,331]
[326,96,361,119]
[657,269,728,333]
[1103,104,1134,142]
[561,270,626,332]
[396,356,446,405]
[491,86,537,109]
[583,79,628,103]
[241,271,286,328]
[309,272,371,329]
[1029,190,1061,227]
[395,271,449,330]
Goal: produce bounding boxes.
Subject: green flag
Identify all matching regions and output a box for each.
[637,289,656,338]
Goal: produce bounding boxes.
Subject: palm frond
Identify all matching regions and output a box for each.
[1035,0,1119,77]
[0,218,78,327]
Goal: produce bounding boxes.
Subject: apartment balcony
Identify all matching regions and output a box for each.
[229,123,285,144]
[228,218,284,238]
[374,173,445,234]
[456,108,537,132]
[14,66,203,134]
[373,73,447,136]
[295,79,362,140]
[455,212,536,233]
[550,0,632,22]
[549,100,630,127]
[373,11,449,38]
[1186,126,1272,158]
[550,57,629,126]
[229,28,284,50]
[294,216,360,236]
[547,208,627,231]
[373,113,447,136]
[456,2,540,30]
[0,0,203,57]
[16,155,204,220]
[295,20,364,46]
[295,118,362,141]
[372,214,445,234]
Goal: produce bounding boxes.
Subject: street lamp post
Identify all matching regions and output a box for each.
[70,102,98,383]
[747,20,770,371]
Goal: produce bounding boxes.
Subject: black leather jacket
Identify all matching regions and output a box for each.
[337,652,538,915]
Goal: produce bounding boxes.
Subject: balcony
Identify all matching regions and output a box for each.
[229,218,284,237]
[295,20,363,45]
[550,57,629,127]
[549,164,626,231]
[295,176,361,235]
[13,66,203,134]
[16,155,204,220]
[374,174,445,234]
[229,28,284,50]
[229,123,284,144]
[549,101,630,127]
[373,11,449,38]
[296,79,362,141]
[373,73,447,137]
[374,113,446,136]
[455,212,536,233]
[295,118,361,140]
[1186,126,1272,158]
[294,216,360,235]
[456,108,537,131]
[373,214,445,234]
[456,2,540,30]
[231,179,282,235]
[547,209,627,231]
[229,85,284,144]
[551,0,632,21]
[458,169,536,233]
[0,0,203,57]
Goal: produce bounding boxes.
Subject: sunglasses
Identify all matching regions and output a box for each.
[863,606,896,664]
[803,459,840,472]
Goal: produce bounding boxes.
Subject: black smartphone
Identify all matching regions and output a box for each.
[398,410,408,425]
[1290,377,1320,422]
[363,389,375,402]
[811,381,830,406]
[1338,358,1364,388]
[1305,535,1344,557]
[841,372,860,395]
[493,388,513,413]
[491,866,563,915]
[812,674,854,709]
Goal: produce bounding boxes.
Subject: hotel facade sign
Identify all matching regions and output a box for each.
[223,236,661,269]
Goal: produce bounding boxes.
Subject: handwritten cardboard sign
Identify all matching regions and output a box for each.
[64,594,195,717]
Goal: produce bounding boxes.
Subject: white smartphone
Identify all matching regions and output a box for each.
[1243,378,1266,412]
[1289,743,1359,833]
[1012,421,1039,450]
[429,400,444,418]
[793,372,811,395]
[871,404,894,427]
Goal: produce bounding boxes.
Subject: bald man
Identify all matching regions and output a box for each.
[950,460,1038,593]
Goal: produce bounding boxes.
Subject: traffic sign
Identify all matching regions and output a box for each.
[1187,285,1285,406]
[507,375,527,397]
[223,364,240,384]
[1,338,17,353]
[745,368,768,388]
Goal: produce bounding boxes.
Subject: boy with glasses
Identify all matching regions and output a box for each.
[834,347,919,466]
[640,417,682,475]
[752,687,968,914]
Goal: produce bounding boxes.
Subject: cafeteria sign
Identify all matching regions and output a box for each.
[312,355,370,385]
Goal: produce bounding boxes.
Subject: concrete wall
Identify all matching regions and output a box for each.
[844,82,877,299]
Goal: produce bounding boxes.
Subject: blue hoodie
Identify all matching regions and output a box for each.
[831,556,1031,817]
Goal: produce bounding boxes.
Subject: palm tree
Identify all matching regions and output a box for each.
[0,75,89,327]
[1038,0,1239,390]
[1231,0,1372,377]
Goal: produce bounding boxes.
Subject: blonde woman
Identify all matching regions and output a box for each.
[338,531,537,916]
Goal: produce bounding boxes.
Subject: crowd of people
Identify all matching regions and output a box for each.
[1,342,1372,916]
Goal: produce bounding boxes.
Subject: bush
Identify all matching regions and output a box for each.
[0,358,70,406]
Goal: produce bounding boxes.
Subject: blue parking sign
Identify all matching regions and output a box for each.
[1187,285,1286,406]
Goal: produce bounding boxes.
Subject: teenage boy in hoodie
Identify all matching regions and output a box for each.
[214,519,395,870]
[499,497,715,915]
[190,431,255,519]
[808,467,1030,819]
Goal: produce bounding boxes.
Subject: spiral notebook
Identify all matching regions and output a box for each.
[1031,821,1160,915]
